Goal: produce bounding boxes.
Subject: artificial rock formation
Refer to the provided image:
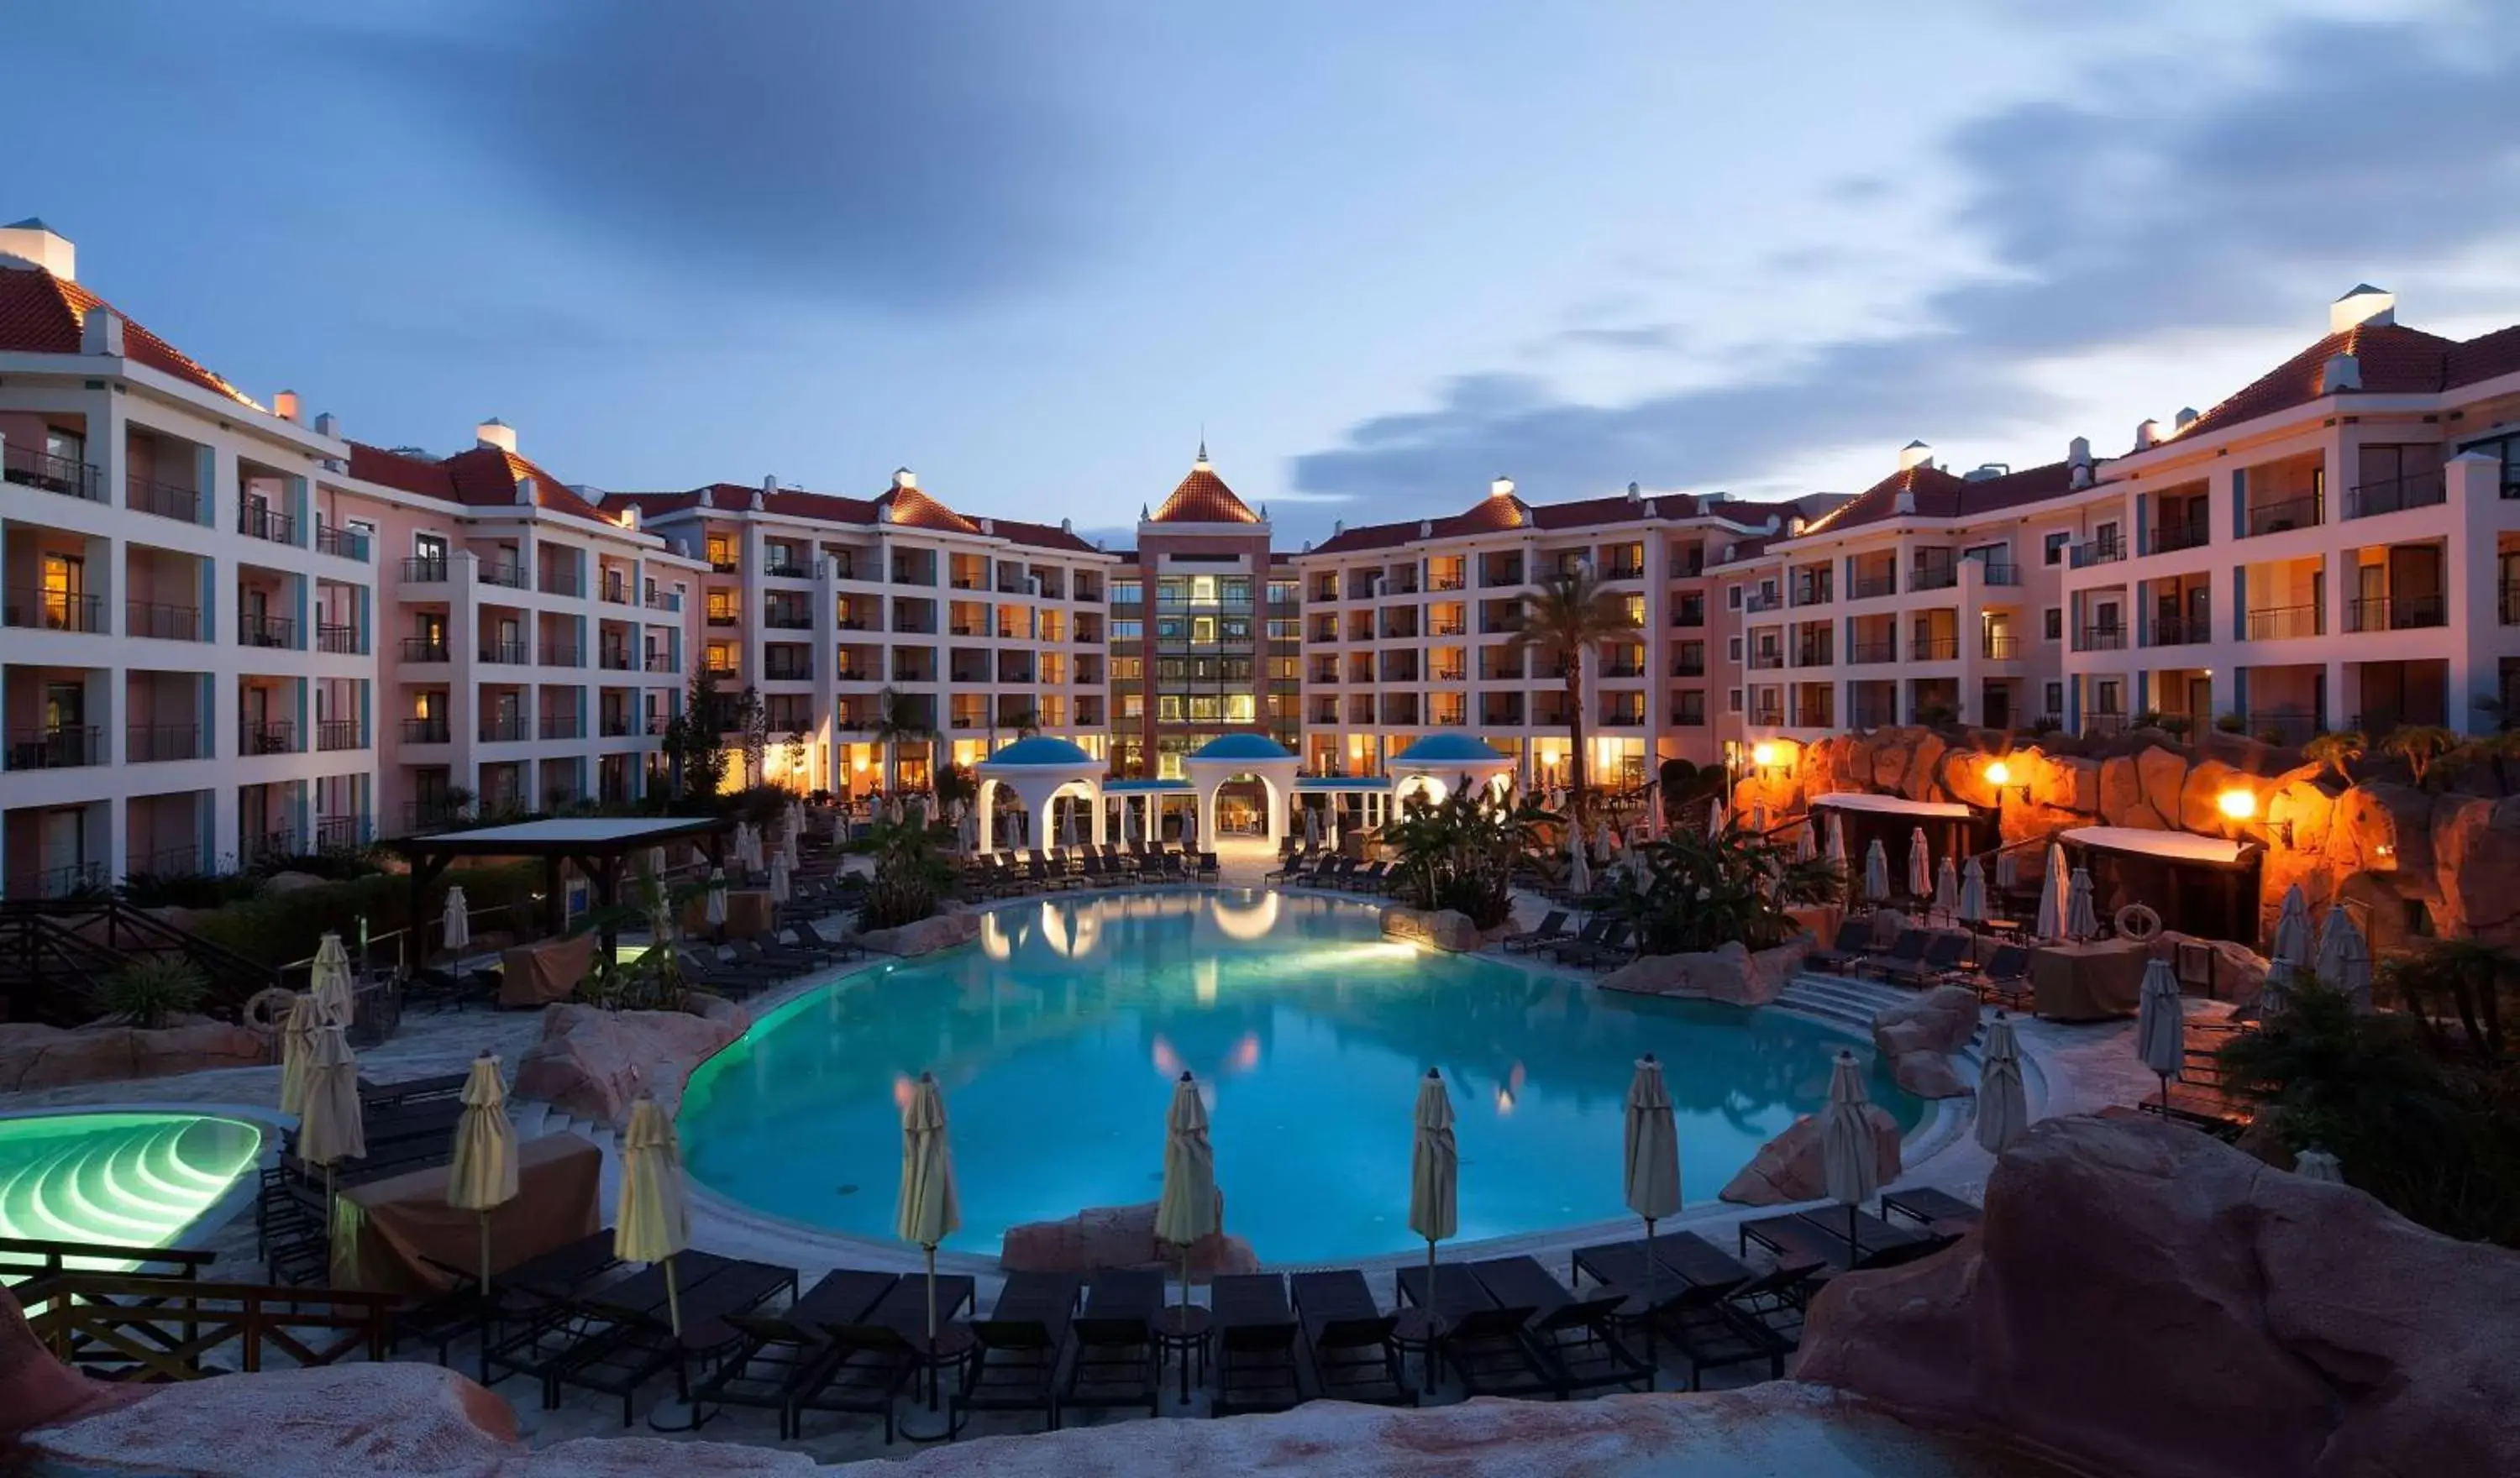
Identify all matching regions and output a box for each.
[512,1002,745,1129]
[997,1201,1259,1280]
[1378,904,1483,954]
[1869,984,1978,1098]
[1718,1104,1903,1205]
[1599,936,1814,1008]
[1795,1114,2520,1478]
[0,1018,268,1093]
[856,910,980,957]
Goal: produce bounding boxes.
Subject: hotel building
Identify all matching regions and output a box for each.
[1717,286,2520,756]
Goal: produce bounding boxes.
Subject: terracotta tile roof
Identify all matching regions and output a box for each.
[1150,459,1262,524]
[1452,490,1532,534]
[346,441,609,522]
[874,482,980,534]
[2449,323,2520,389]
[1307,487,1785,556]
[986,515,1102,555]
[1790,459,2080,538]
[0,262,256,406]
[2174,322,2460,441]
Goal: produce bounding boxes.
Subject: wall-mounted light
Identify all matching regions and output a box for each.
[2218,787,2292,847]
[1984,757,2029,804]
[1751,742,1779,769]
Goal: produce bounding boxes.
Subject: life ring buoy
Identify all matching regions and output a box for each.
[244,986,297,1034]
[2115,903,2162,941]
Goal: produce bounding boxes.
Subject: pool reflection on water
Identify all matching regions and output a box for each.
[679,892,1918,1262]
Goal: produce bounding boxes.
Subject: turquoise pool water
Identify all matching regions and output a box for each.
[680,893,1920,1262]
[0,1113,262,1269]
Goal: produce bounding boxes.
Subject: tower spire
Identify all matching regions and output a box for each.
[1196,427,1209,468]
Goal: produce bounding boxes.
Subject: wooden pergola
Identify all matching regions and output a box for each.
[391,815,735,959]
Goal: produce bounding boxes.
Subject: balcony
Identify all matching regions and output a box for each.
[3,443,102,501]
[313,523,370,561]
[538,643,582,668]
[126,474,200,522]
[1750,705,1785,727]
[316,720,366,752]
[2144,520,2212,556]
[1746,652,1785,671]
[316,623,364,655]
[400,637,450,663]
[2246,605,2322,640]
[479,716,528,742]
[2148,616,2208,647]
[1672,706,1706,727]
[539,715,582,741]
[478,563,530,590]
[401,717,451,744]
[313,816,368,852]
[599,647,635,671]
[2344,470,2447,521]
[764,559,811,579]
[3,589,103,632]
[1602,561,1645,581]
[2073,626,2127,652]
[2067,539,2124,569]
[1744,591,1782,614]
[1850,574,1896,600]
[239,721,297,756]
[125,724,202,763]
[600,713,633,737]
[646,590,683,612]
[644,653,678,673]
[706,610,740,628]
[833,664,873,683]
[1430,574,1466,592]
[601,577,632,605]
[1670,604,1705,628]
[764,655,813,681]
[1848,641,1896,665]
[238,506,296,545]
[1671,658,1705,678]
[2504,582,2520,626]
[1790,580,1832,607]
[1788,645,1830,669]
[118,600,198,642]
[480,641,529,664]
[1982,633,2018,660]
[239,615,296,650]
[2345,594,2447,632]
[1431,664,1467,683]
[2244,495,2321,537]
[711,557,741,575]
[401,557,449,584]
[538,568,583,598]
[1910,563,1958,592]
[1910,635,1959,660]
[1979,561,2022,586]
[1601,658,1646,679]
[645,714,670,736]
[763,611,814,631]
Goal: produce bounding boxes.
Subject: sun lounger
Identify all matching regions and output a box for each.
[1289,1269,1413,1407]
[696,1268,898,1439]
[1805,920,1878,974]
[1558,921,1637,971]
[551,1255,796,1425]
[1657,1279,1792,1390]
[1063,1267,1163,1415]
[963,1271,1080,1431]
[1537,918,1610,963]
[1468,1255,1648,1397]
[789,920,864,962]
[1740,1208,1924,1271]
[1960,944,2031,1009]
[795,1321,922,1443]
[1396,1262,1548,1399]
[1883,931,1970,989]
[1880,1187,1982,1233]
[1856,930,1929,981]
[1210,1272,1301,1416]
[1344,861,1389,893]
[1499,910,1570,953]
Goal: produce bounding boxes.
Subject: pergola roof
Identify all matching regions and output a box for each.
[1811,793,1975,820]
[392,815,733,858]
[979,736,1097,768]
[2062,825,2254,867]
[1191,733,1297,762]
[1389,734,1510,766]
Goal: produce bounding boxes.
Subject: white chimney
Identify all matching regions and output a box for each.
[1061,517,1073,533]
[621,504,642,531]
[893,468,917,490]
[762,474,780,496]
[514,474,537,507]
[1788,516,1807,536]
[2134,418,2163,451]
[1489,476,1515,499]
[2174,406,2199,431]
[1625,480,1641,503]
[1898,439,1933,471]
[272,390,301,423]
[2320,353,2363,394]
[1643,498,1658,517]
[979,517,995,534]
[1419,519,1433,537]
[475,417,517,454]
[313,411,340,438]
[0,218,74,280]
[877,504,895,524]
[748,485,765,511]
[2330,284,2396,334]
[2068,435,2092,468]
[78,305,122,356]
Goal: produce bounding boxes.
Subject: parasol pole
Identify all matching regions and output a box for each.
[664,1254,682,1336]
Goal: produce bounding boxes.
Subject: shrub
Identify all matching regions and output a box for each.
[1384,784,1544,929]
[2158,714,2193,737]
[2215,712,2248,734]
[1607,825,1840,956]
[2131,708,2164,731]
[119,870,262,909]
[855,816,952,930]
[184,862,543,969]
[93,955,209,1030]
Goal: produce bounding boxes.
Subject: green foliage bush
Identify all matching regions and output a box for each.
[93,955,210,1029]
[856,816,952,930]
[1606,825,1840,956]
[119,870,262,909]
[183,862,543,968]
[1384,784,1545,929]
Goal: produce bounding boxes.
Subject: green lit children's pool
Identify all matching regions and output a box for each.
[0,1112,262,1268]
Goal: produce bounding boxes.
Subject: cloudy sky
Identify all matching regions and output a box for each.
[15,1,2519,546]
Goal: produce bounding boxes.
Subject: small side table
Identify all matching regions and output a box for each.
[1390,1306,1446,1391]
[899,1323,978,1443]
[1156,1304,1213,1407]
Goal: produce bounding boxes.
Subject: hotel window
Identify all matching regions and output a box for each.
[1190,575,1218,604]
[1221,576,1252,607]
[415,532,449,566]
[1728,585,1743,609]
[1112,619,1142,640]
[1727,636,1743,662]
[2045,681,2065,717]
[2094,679,2124,715]
[1192,616,1218,642]
[1158,694,1184,721]
[2043,531,2070,566]
[1121,694,1144,719]
[1113,579,1143,605]
[2044,608,2063,640]
[1728,687,1744,712]
[1111,656,1142,679]
[1268,618,1300,640]
[1622,595,1646,625]
[706,536,737,569]
[1268,579,1299,605]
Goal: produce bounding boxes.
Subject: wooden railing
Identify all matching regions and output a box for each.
[24,1273,399,1380]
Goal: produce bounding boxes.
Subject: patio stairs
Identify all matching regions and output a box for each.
[1778,971,1989,1050]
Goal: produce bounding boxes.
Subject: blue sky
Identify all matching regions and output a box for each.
[13,1,2518,548]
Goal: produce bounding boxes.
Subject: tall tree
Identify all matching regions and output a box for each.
[664,669,731,804]
[870,685,936,789]
[732,684,769,786]
[1506,565,1637,823]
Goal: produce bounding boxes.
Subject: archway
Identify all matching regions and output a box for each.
[1183,735,1300,849]
[972,736,1105,855]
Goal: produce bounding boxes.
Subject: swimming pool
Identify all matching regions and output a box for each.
[0,1113,263,1267]
[680,892,1920,1262]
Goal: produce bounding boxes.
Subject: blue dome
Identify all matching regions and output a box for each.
[1190,733,1296,763]
[981,736,1096,768]
[1391,733,1509,766]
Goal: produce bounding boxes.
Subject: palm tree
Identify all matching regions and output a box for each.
[1507,564,1637,824]
[869,686,935,790]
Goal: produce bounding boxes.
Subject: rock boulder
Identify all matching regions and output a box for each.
[1870,984,1978,1099]
[0,1282,148,1445]
[1795,1114,2520,1478]
[1719,1104,1903,1205]
[512,1003,742,1129]
[1379,905,1482,954]
[857,910,980,957]
[998,1201,1260,1279]
[1599,936,1812,1008]
[0,1019,268,1093]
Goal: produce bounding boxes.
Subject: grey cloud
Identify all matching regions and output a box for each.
[1295,19,2520,508]
[331,1,1107,311]
[1552,323,1684,352]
